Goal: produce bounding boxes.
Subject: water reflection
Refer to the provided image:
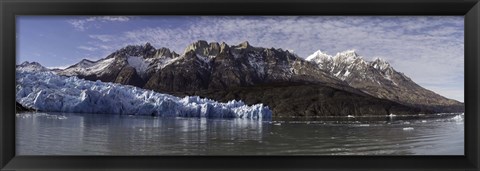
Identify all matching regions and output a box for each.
[16,112,464,155]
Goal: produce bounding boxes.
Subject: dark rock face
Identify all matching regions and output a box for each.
[145,41,348,94]
[57,43,180,88]
[145,50,212,92]
[16,102,32,112]
[114,66,146,87]
[169,83,427,117]
[105,43,166,59]
[54,40,463,117]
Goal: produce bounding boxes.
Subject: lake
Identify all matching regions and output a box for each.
[16,112,464,155]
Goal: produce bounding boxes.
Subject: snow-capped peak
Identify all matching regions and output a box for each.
[306,50,332,61]
[371,57,391,70]
[110,42,156,59]
[19,61,41,67]
[74,59,96,68]
[333,49,361,62]
[16,61,50,72]
[336,49,358,56]
[306,49,400,84]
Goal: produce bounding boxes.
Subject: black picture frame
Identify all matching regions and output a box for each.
[1,0,479,170]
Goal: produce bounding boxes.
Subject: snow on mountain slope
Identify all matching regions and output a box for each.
[57,44,183,81]
[60,58,116,76]
[127,56,150,76]
[306,49,463,110]
[150,56,182,71]
[306,50,389,82]
[75,59,96,68]
[16,71,272,119]
[16,61,50,72]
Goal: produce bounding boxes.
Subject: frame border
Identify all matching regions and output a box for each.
[1,0,479,170]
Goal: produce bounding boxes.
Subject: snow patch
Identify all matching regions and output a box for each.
[343,70,351,77]
[248,54,266,77]
[306,50,332,62]
[152,56,182,70]
[127,56,150,75]
[61,58,115,76]
[335,70,342,77]
[196,54,212,64]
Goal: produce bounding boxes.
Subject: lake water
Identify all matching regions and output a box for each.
[16,112,464,155]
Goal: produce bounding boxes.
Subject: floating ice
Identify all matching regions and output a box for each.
[16,112,67,120]
[16,71,272,119]
[356,124,370,127]
[451,114,464,122]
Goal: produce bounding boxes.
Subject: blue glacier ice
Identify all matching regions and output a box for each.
[16,71,272,119]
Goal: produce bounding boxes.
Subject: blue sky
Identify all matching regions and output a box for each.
[17,16,464,102]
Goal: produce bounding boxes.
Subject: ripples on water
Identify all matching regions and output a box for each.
[16,112,464,155]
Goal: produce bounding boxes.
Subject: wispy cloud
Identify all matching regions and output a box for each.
[77,16,463,101]
[77,46,98,51]
[89,34,115,42]
[68,16,132,31]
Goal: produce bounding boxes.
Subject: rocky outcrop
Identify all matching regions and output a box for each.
[16,101,33,112]
[145,50,212,92]
[114,66,146,87]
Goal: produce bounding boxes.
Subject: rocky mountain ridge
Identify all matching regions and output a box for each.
[306,49,463,112]
[17,41,464,116]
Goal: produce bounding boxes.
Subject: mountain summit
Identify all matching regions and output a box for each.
[16,61,50,72]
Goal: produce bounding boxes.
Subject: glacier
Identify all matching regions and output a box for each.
[16,71,272,119]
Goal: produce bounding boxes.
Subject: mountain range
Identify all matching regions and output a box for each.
[17,40,464,117]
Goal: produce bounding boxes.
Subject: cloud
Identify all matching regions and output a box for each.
[77,46,98,51]
[89,34,115,42]
[68,16,132,31]
[79,16,464,101]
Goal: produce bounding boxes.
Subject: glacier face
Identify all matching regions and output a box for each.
[16,71,272,119]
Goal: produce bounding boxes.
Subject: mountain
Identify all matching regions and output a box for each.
[306,50,464,112]
[56,43,180,88]
[16,61,50,72]
[43,41,444,117]
[145,40,351,92]
[16,70,271,119]
[56,41,351,92]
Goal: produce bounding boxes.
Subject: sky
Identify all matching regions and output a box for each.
[16,16,464,102]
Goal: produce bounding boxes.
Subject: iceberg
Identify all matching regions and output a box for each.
[16,71,272,119]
